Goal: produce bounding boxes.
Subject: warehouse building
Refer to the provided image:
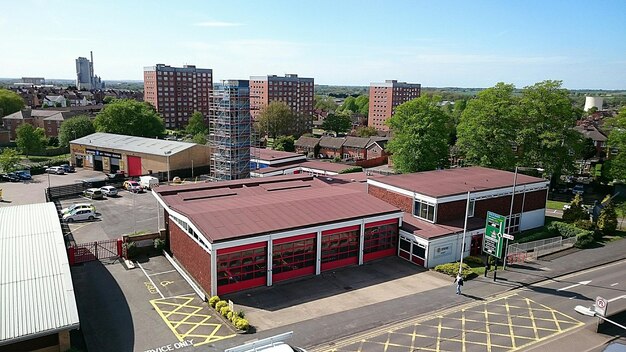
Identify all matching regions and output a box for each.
[0,203,80,351]
[70,133,210,178]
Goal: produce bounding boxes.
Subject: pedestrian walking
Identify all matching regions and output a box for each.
[454,273,464,295]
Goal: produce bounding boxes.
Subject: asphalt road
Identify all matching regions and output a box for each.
[309,260,626,352]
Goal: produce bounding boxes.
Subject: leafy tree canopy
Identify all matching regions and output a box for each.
[386,95,451,173]
[58,115,95,147]
[314,95,337,112]
[94,99,165,138]
[321,113,352,135]
[0,89,25,117]
[605,107,626,180]
[192,132,207,145]
[16,124,46,158]
[255,101,298,139]
[273,135,295,152]
[0,148,21,172]
[355,126,378,137]
[186,111,207,136]
[456,83,519,170]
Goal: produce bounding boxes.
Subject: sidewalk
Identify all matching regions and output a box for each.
[246,239,626,349]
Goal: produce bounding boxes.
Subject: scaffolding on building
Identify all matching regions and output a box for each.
[208,80,252,181]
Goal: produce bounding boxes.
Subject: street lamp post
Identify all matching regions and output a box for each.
[458,191,471,274]
[164,150,172,184]
[503,166,544,270]
[575,305,626,331]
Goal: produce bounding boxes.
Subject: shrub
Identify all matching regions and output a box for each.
[122,241,136,259]
[227,311,234,320]
[548,221,583,238]
[434,262,474,279]
[574,231,595,248]
[215,300,228,311]
[597,201,618,234]
[464,256,484,266]
[153,238,166,251]
[220,306,230,317]
[574,220,594,231]
[236,311,245,319]
[338,166,363,174]
[234,318,250,331]
[208,296,220,308]
[562,194,589,223]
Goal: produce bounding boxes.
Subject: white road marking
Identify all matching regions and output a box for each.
[608,295,626,303]
[137,261,164,298]
[160,293,196,300]
[611,283,619,287]
[148,269,177,276]
[569,295,577,300]
[557,280,592,292]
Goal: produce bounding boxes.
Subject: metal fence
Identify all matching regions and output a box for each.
[507,236,577,263]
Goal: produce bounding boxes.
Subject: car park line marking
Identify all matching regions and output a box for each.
[161,293,195,300]
[610,283,619,287]
[608,295,626,302]
[160,280,174,287]
[148,270,177,276]
[137,261,164,298]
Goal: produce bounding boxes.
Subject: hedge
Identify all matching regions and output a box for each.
[434,262,474,280]
[548,221,596,248]
[338,166,363,174]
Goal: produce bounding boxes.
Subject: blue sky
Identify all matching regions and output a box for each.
[1,0,625,89]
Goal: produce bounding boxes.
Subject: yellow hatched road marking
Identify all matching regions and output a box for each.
[150,296,236,347]
[311,293,584,352]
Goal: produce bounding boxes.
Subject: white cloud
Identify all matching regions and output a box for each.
[193,21,243,27]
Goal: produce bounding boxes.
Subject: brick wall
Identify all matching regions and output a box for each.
[169,218,212,294]
[368,185,411,213]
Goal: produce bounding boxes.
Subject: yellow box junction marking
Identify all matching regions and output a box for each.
[312,293,583,352]
[150,296,235,347]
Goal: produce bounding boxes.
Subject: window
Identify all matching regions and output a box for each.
[468,200,475,218]
[414,199,435,222]
[217,247,267,286]
[321,229,359,263]
[272,238,316,275]
[506,214,521,234]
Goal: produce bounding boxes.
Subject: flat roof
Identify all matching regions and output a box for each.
[372,166,546,198]
[72,132,197,156]
[251,147,306,164]
[0,203,79,345]
[156,175,400,243]
[402,212,485,240]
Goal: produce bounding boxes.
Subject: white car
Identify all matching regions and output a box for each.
[63,209,97,222]
[100,186,118,197]
[123,180,143,193]
[45,166,65,175]
[61,203,95,215]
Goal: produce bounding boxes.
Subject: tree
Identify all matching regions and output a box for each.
[16,124,45,158]
[103,96,116,104]
[562,194,589,223]
[339,96,358,113]
[355,126,378,137]
[517,80,581,184]
[321,113,352,135]
[597,198,617,234]
[192,132,207,145]
[255,101,295,139]
[354,95,369,117]
[0,89,25,117]
[186,111,207,136]
[58,115,95,147]
[605,107,626,180]
[456,83,519,169]
[0,148,21,172]
[273,135,295,152]
[94,99,165,138]
[314,95,337,112]
[386,96,451,173]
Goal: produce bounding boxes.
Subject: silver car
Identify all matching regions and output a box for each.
[45,166,65,174]
[62,209,97,222]
[100,186,118,197]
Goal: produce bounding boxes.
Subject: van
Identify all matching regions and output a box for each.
[139,176,159,190]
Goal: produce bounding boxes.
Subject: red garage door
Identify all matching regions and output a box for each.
[272,233,316,283]
[127,156,142,177]
[321,225,360,271]
[363,219,399,262]
[216,242,267,295]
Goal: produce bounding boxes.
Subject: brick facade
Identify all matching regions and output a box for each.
[368,185,413,213]
[169,216,212,294]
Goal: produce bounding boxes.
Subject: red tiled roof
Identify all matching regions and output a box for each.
[401,213,485,239]
[375,167,545,198]
[251,147,305,163]
[157,175,401,243]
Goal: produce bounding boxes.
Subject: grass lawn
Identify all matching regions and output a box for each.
[546,200,568,210]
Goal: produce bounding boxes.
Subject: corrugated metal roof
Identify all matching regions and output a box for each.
[73,132,196,156]
[0,203,79,345]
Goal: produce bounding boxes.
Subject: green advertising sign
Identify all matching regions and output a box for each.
[484,211,506,258]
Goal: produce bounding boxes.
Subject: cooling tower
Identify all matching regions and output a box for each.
[584,96,603,112]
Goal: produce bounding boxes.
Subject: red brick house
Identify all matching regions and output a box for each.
[342,136,369,161]
[318,136,345,159]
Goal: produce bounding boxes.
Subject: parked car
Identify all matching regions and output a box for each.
[14,170,32,180]
[100,185,118,197]
[61,203,95,215]
[45,166,65,175]
[572,184,585,195]
[123,180,143,193]
[60,164,75,173]
[107,171,126,182]
[83,188,104,200]
[0,173,20,182]
[62,209,97,223]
